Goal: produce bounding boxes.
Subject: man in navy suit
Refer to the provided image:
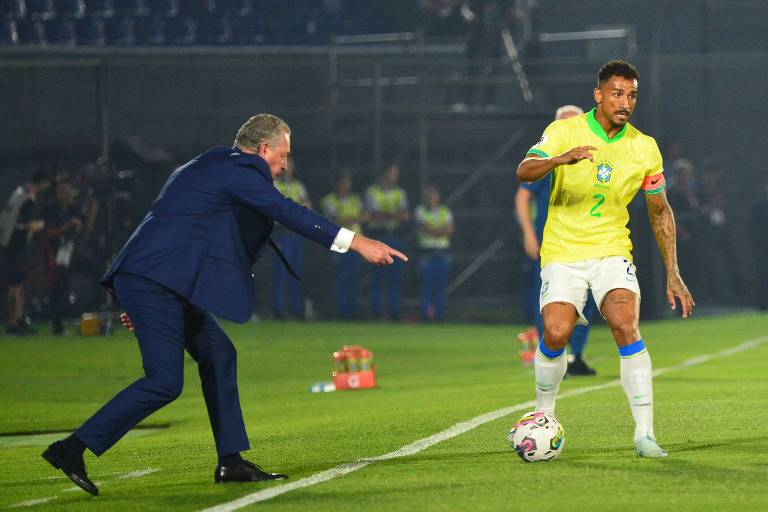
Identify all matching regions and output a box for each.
[42,114,407,495]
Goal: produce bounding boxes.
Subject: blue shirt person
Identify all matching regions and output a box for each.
[514,105,598,376]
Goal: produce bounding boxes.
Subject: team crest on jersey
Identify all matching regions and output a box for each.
[596,161,613,183]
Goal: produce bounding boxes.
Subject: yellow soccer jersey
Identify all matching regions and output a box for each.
[527,108,665,266]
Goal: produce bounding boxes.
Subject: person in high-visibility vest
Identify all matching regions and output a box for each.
[364,164,410,320]
[415,184,454,320]
[272,158,311,319]
[321,173,368,319]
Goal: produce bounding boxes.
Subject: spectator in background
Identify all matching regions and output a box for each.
[321,173,367,319]
[365,164,409,320]
[666,158,702,302]
[41,175,83,336]
[458,0,509,110]
[415,184,454,321]
[752,182,768,311]
[0,168,52,336]
[272,158,311,319]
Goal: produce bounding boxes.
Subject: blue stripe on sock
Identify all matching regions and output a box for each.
[619,339,646,358]
[539,338,565,359]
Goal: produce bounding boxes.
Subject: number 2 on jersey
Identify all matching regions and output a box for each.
[590,194,605,217]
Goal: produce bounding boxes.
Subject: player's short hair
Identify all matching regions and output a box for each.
[234,114,291,151]
[598,60,640,85]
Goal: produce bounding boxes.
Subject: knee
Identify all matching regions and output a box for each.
[152,377,183,402]
[544,321,573,348]
[607,316,639,344]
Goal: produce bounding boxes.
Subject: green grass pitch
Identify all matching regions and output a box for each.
[2,313,768,511]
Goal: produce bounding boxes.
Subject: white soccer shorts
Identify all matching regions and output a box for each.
[539,256,641,325]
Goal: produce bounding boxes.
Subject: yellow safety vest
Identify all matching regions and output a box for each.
[366,184,407,231]
[415,205,452,249]
[321,193,363,234]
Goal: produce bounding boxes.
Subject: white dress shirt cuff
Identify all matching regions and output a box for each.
[330,227,355,253]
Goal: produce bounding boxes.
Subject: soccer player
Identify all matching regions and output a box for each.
[515,105,598,376]
[516,60,694,457]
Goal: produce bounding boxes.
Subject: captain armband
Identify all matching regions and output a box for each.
[641,173,666,195]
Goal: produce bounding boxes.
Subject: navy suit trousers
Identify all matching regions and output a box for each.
[76,273,250,457]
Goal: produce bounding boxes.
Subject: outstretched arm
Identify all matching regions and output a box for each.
[350,234,408,265]
[645,190,695,318]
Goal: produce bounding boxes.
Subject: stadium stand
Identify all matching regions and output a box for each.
[0,0,423,46]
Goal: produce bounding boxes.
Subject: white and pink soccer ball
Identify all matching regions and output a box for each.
[507,411,565,462]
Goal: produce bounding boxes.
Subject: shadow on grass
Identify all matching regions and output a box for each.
[663,435,768,453]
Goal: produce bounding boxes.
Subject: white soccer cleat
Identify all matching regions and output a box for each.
[635,436,668,458]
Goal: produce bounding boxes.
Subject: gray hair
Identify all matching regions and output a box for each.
[233,114,291,151]
[555,105,583,120]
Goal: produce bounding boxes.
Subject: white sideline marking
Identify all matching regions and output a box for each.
[119,468,160,479]
[60,468,159,492]
[200,335,768,512]
[39,469,150,481]
[9,497,57,508]
[12,469,160,507]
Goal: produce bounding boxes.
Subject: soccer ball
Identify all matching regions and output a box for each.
[507,411,565,462]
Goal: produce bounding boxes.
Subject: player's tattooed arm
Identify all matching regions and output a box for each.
[645,190,695,318]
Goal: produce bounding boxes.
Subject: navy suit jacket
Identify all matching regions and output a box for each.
[101,147,341,323]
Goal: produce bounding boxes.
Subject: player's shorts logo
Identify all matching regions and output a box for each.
[596,161,613,183]
[541,281,550,297]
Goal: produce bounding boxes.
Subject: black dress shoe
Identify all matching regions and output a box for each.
[214,459,288,483]
[42,441,99,496]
